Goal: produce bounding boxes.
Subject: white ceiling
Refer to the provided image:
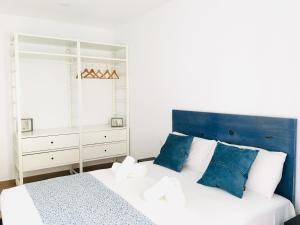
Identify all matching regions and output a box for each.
[0,0,170,28]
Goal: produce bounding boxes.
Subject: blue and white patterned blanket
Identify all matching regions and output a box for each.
[25,173,155,225]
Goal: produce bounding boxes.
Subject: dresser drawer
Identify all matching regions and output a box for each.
[23,149,79,171]
[83,142,127,161]
[82,129,126,145]
[22,134,79,153]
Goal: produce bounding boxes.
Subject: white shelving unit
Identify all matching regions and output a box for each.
[11,33,129,185]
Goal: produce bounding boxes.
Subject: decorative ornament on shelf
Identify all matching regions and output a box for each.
[111,118,124,127]
[21,118,33,132]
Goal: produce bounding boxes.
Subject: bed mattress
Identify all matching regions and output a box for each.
[1,161,295,225]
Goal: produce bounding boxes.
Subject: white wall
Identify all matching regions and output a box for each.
[116,0,300,210]
[0,13,117,181]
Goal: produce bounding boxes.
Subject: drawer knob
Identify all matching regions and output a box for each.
[50,141,54,144]
[104,136,107,138]
[104,150,107,152]
[51,157,54,160]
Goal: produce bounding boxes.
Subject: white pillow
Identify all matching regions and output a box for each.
[173,132,217,174]
[218,141,287,198]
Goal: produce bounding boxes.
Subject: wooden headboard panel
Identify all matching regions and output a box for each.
[172,110,297,204]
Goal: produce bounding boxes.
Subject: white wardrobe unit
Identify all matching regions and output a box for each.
[11,33,129,185]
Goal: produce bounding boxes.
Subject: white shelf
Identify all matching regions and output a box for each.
[17,33,77,43]
[82,124,126,133]
[18,51,126,62]
[19,50,77,58]
[17,33,126,49]
[21,127,80,138]
[80,55,126,62]
[21,125,127,138]
[80,40,126,50]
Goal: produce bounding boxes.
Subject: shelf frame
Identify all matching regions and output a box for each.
[19,50,77,58]
[12,33,129,185]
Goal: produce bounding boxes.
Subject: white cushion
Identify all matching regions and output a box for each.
[218,141,287,198]
[173,132,217,174]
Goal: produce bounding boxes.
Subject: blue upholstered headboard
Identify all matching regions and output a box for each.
[172,110,297,204]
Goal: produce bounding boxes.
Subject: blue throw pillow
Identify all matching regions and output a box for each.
[154,133,193,172]
[198,142,258,198]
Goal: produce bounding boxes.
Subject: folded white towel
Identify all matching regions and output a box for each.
[128,164,148,178]
[164,178,186,206]
[143,176,186,206]
[112,162,121,172]
[112,156,148,181]
[143,176,173,202]
[114,156,135,182]
[122,155,136,165]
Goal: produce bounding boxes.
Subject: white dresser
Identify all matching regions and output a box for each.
[19,126,128,182]
[82,127,127,161]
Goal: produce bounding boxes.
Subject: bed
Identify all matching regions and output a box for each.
[1,110,297,225]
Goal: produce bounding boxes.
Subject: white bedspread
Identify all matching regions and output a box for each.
[1,161,295,225]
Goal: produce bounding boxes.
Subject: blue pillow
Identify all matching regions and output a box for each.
[198,143,258,198]
[154,133,193,172]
